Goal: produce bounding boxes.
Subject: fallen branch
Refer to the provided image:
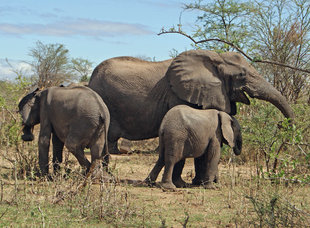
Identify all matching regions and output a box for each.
[158,30,310,74]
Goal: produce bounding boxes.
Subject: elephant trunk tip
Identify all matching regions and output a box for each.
[233,147,241,156]
[21,125,34,141]
[233,138,242,156]
[22,134,34,141]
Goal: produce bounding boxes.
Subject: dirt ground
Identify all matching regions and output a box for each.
[1,145,309,227]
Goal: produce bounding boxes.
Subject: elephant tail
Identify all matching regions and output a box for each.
[89,115,109,165]
[158,130,165,162]
[100,115,110,166]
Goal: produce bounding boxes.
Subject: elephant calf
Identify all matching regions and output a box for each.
[18,86,110,176]
[145,105,242,190]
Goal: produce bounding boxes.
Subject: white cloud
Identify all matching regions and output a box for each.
[0,59,32,81]
[0,18,153,38]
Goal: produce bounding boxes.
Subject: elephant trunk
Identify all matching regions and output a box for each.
[244,76,294,119]
[21,125,34,141]
[233,134,242,156]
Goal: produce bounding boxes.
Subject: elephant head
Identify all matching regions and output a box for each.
[165,50,294,119]
[18,88,41,141]
[219,112,242,155]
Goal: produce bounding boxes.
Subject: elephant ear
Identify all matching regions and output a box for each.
[166,50,231,110]
[217,52,247,77]
[218,112,235,148]
[18,88,40,111]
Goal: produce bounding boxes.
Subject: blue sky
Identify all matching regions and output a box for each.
[0,0,200,80]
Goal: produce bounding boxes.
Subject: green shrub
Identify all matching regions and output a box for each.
[237,99,310,184]
[0,77,39,179]
[245,191,310,227]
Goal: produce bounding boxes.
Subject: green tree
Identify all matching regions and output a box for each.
[184,0,255,52]
[28,41,94,87]
[70,58,93,82]
[250,0,310,102]
[29,41,73,88]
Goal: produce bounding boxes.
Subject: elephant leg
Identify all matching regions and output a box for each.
[38,120,52,176]
[65,136,91,173]
[192,154,207,185]
[145,137,165,185]
[145,155,164,185]
[214,171,219,183]
[202,140,221,189]
[90,135,105,163]
[161,159,177,190]
[90,133,110,172]
[108,140,122,154]
[160,142,184,190]
[161,140,185,189]
[172,159,187,188]
[72,147,91,173]
[107,120,123,154]
[52,133,64,173]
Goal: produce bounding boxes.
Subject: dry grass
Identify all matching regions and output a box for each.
[1,145,309,227]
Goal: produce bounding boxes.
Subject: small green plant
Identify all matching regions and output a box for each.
[245,192,310,227]
[0,77,41,179]
[238,99,310,184]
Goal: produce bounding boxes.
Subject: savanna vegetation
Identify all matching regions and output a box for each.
[0,0,309,227]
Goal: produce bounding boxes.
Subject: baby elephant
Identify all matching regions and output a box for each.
[145,105,242,190]
[18,86,110,176]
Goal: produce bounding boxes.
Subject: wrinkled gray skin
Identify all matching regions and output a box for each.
[18,86,110,176]
[88,50,294,184]
[145,106,242,190]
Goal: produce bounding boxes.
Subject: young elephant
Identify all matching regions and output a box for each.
[145,105,242,190]
[18,86,110,176]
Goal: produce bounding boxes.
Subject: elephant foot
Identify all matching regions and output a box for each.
[192,176,218,186]
[157,181,177,190]
[192,177,203,186]
[173,177,187,188]
[86,160,114,183]
[118,138,132,154]
[132,180,151,187]
[202,181,220,190]
[108,141,126,154]
[143,177,156,187]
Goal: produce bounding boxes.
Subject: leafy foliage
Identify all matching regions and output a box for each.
[70,58,93,82]
[0,76,39,179]
[28,41,93,87]
[184,0,255,51]
[245,191,310,227]
[238,99,310,184]
[29,41,72,88]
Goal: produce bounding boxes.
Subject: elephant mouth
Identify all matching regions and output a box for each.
[21,125,34,141]
[230,88,251,105]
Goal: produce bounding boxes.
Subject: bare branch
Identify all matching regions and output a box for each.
[158,30,310,74]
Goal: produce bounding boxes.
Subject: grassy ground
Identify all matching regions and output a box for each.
[1,147,310,227]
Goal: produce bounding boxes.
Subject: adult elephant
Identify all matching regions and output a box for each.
[88,50,294,182]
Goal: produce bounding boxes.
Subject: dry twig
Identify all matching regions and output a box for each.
[158,30,310,74]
